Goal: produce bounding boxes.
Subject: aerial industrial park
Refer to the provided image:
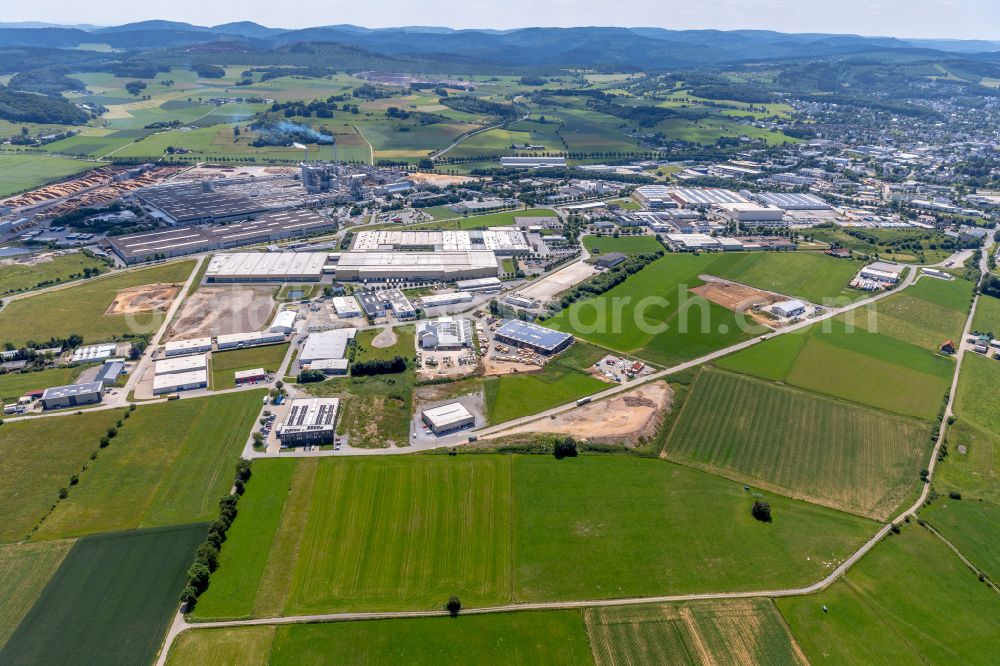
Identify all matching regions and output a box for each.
[0,12,999,666]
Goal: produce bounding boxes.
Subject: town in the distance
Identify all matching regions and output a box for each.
[0,15,998,666]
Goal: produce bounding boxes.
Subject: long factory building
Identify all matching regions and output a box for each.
[105,209,337,265]
[351,229,532,255]
[205,249,502,283]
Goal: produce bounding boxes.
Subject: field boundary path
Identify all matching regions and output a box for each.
[430,108,531,161]
[353,126,375,165]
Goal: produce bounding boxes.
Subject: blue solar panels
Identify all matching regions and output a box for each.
[494,319,572,354]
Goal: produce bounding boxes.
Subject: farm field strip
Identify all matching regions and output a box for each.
[0,260,196,347]
[33,391,264,540]
[584,599,808,666]
[0,540,74,649]
[665,369,930,520]
[0,524,205,666]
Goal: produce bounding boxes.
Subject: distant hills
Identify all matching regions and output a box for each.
[0,21,997,70]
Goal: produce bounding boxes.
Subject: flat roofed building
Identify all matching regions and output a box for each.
[234,368,266,384]
[633,185,677,209]
[269,310,297,334]
[216,331,285,350]
[419,292,473,308]
[71,343,117,364]
[355,291,385,318]
[717,203,786,226]
[595,252,627,268]
[494,319,573,355]
[385,289,417,319]
[333,251,499,282]
[135,183,266,225]
[417,317,473,350]
[299,328,357,365]
[668,187,749,208]
[331,295,363,318]
[351,230,530,255]
[422,401,475,435]
[754,192,832,211]
[307,358,349,375]
[154,353,207,376]
[42,382,103,410]
[152,369,208,395]
[279,397,339,446]
[456,277,502,292]
[205,252,328,283]
[664,233,722,251]
[164,337,213,357]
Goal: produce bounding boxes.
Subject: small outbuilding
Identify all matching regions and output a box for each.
[421,402,476,435]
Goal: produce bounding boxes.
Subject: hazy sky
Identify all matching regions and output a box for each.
[5,0,1000,40]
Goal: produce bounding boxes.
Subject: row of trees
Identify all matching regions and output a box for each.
[180,460,253,609]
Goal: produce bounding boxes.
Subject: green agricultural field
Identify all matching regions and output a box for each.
[306,371,414,447]
[0,260,195,347]
[923,498,1000,582]
[0,153,97,198]
[0,540,73,649]
[972,293,1000,335]
[666,369,930,520]
[0,365,83,403]
[174,611,591,664]
[484,341,607,423]
[545,254,763,367]
[0,411,118,544]
[583,234,664,256]
[935,353,1000,503]
[853,277,972,351]
[514,455,873,601]
[704,251,862,304]
[585,599,807,666]
[409,207,556,231]
[719,319,954,420]
[806,224,958,263]
[0,524,205,666]
[167,626,275,666]
[0,252,106,296]
[189,454,873,618]
[34,391,263,539]
[192,460,297,620]
[196,456,511,617]
[354,325,415,363]
[211,343,288,389]
[777,525,1000,664]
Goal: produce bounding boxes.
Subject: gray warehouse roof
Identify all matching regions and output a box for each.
[43,381,103,400]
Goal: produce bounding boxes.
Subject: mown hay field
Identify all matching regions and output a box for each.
[193,454,874,619]
[665,369,930,520]
[585,599,808,666]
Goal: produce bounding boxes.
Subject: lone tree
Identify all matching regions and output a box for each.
[751,500,772,522]
[446,596,462,616]
[553,437,578,460]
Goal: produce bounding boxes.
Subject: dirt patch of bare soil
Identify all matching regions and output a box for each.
[481,355,543,376]
[105,283,180,315]
[371,325,397,348]
[492,380,673,445]
[166,286,276,341]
